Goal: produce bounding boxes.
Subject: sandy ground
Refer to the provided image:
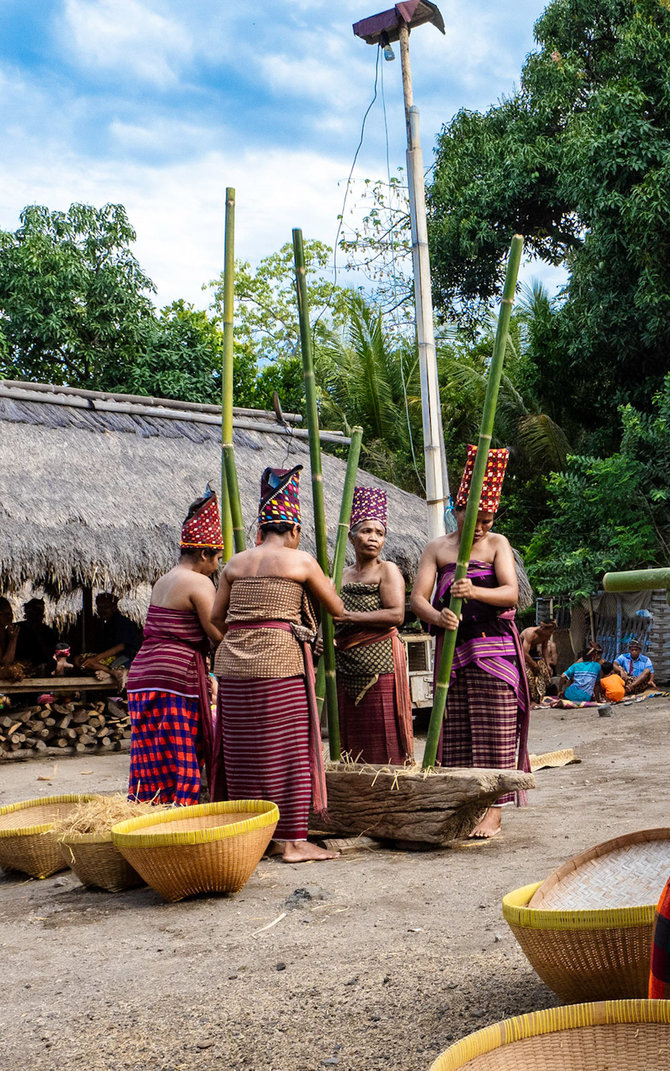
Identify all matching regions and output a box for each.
[1,696,669,1071]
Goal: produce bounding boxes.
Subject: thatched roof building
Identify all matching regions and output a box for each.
[0,380,429,610]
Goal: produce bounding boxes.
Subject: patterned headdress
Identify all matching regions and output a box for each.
[180,484,224,549]
[258,465,302,526]
[455,445,509,513]
[350,486,387,531]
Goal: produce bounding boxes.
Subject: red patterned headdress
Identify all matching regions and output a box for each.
[258,465,302,526]
[455,445,509,513]
[350,486,387,531]
[180,485,224,549]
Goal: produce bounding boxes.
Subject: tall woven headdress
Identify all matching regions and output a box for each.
[180,484,224,549]
[455,445,509,513]
[350,486,388,531]
[258,465,302,526]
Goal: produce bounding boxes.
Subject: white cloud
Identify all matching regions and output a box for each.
[62,0,191,87]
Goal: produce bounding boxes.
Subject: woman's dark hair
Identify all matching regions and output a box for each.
[259,522,298,537]
[584,643,603,660]
[179,546,220,561]
[601,661,614,675]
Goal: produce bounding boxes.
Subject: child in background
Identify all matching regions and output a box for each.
[599,661,626,703]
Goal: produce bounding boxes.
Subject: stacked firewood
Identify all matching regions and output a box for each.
[0,699,131,757]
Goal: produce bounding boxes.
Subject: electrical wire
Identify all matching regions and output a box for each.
[332,44,381,290]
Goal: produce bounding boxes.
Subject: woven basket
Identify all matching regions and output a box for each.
[430,999,670,1070]
[529,828,670,910]
[111,800,279,902]
[0,795,91,879]
[59,834,144,893]
[503,882,655,1002]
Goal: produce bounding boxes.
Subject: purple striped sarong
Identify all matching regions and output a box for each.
[220,676,311,841]
[432,560,531,805]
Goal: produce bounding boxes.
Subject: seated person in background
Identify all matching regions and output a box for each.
[599,660,627,703]
[519,619,557,703]
[15,598,58,672]
[615,639,655,694]
[77,593,141,689]
[559,643,603,702]
[0,597,22,680]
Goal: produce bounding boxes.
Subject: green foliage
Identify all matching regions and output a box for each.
[0,203,156,389]
[208,240,351,364]
[428,0,670,441]
[525,374,670,597]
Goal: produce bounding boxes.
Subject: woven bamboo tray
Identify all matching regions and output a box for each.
[59,834,144,893]
[430,999,670,1070]
[503,882,655,1002]
[0,795,91,879]
[529,828,670,910]
[111,800,279,902]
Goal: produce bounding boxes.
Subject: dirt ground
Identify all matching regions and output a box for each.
[1,696,669,1071]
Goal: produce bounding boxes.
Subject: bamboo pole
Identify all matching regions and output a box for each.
[422,235,524,770]
[313,427,363,723]
[221,187,245,555]
[292,228,341,758]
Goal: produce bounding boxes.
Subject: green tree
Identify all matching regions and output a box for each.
[0,203,156,389]
[208,240,352,364]
[428,0,670,442]
[525,373,670,597]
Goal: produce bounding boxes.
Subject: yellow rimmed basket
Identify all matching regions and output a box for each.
[430,999,670,1071]
[111,800,279,902]
[58,834,144,893]
[503,882,655,1002]
[0,795,92,879]
[503,828,670,1002]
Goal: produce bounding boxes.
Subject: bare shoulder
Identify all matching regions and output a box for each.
[381,559,404,583]
[490,531,512,553]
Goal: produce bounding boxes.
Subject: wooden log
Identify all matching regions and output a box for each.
[312,765,536,845]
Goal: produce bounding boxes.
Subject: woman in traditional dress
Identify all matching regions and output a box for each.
[211,464,344,864]
[334,486,413,765]
[410,446,531,840]
[126,487,224,805]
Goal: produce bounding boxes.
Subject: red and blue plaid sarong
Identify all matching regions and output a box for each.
[127,690,201,805]
[649,875,670,998]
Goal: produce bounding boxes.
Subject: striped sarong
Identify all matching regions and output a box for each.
[336,630,413,765]
[649,875,670,998]
[220,676,311,841]
[432,560,531,805]
[127,691,201,805]
[438,664,519,805]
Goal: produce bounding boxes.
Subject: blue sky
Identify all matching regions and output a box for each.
[0,0,559,308]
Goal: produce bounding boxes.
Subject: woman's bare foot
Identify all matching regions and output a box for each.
[468,807,502,840]
[280,840,339,863]
[263,840,285,857]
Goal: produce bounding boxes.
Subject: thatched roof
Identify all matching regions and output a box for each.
[0,381,430,604]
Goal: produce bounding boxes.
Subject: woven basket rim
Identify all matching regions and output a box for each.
[0,795,93,838]
[531,827,670,908]
[430,999,670,1070]
[111,800,280,847]
[503,882,656,931]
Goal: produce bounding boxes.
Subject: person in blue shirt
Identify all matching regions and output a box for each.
[614,639,655,694]
[559,644,603,702]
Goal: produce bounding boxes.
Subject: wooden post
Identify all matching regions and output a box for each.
[314,426,363,722]
[422,235,523,770]
[292,228,340,758]
[221,187,245,554]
